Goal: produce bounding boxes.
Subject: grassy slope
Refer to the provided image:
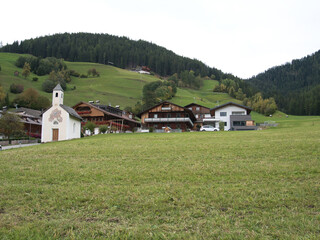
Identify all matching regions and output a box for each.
[0,53,236,109]
[0,116,319,239]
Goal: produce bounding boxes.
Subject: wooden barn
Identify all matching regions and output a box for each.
[137,101,196,132]
[73,102,140,132]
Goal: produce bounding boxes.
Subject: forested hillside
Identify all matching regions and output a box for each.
[248,50,320,115]
[0,33,226,79]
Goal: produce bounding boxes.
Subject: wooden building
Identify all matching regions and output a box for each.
[137,101,196,132]
[73,102,140,132]
[13,107,42,138]
[184,103,214,130]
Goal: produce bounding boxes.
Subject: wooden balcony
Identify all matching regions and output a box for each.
[144,117,194,127]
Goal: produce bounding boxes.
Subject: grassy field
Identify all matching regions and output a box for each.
[0,116,319,239]
[0,53,235,109]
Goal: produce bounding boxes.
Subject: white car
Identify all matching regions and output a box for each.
[200,125,219,132]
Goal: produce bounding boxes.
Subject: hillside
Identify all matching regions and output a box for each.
[0,53,238,109]
[248,50,320,115]
[0,32,227,79]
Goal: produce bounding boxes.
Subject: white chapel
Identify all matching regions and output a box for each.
[41,84,82,143]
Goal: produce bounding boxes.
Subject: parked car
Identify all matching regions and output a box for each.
[200,125,219,131]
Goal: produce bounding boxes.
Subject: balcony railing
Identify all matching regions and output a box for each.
[144,117,193,126]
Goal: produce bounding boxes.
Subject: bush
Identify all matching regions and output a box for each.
[32,77,38,82]
[68,70,80,77]
[13,88,50,110]
[84,121,96,135]
[99,125,109,134]
[10,84,24,94]
[42,80,57,93]
[80,74,88,78]
[219,122,225,131]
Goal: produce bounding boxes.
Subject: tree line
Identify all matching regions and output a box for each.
[213,78,277,115]
[1,32,229,79]
[248,50,320,115]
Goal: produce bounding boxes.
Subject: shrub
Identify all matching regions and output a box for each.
[13,88,50,110]
[10,84,24,94]
[99,125,109,134]
[68,70,80,77]
[42,80,57,93]
[80,74,88,78]
[32,77,38,82]
[84,121,96,135]
[219,122,225,131]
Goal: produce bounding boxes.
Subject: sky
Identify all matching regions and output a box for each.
[1,0,320,78]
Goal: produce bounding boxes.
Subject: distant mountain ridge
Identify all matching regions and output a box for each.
[0,32,230,80]
[248,50,320,115]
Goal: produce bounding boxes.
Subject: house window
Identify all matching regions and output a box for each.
[177,124,181,129]
[177,113,181,118]
[154,114,158,118]
[196,114,199,118]
[196,107,200,111]
[167,113,171,118]
[55,93,58,97]
[220,112,227,117]
[189,107,192,110]
[233,121,246,126]
[224,122,227,126]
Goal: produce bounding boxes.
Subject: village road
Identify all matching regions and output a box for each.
[1,143,40,151]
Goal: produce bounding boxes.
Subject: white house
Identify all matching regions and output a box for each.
[41,84,82,142]
[210,102,257,131]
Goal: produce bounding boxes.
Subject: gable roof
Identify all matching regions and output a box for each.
[137,101,196,121]
[210,102,252,114]
[53,84,64,91]
[184,103,210,110]
[12,107,42,119]
[72,102,140,124]
[59,104,82,120]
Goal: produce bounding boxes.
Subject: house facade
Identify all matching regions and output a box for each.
[41,84,82,142]
[73,102,140,132]
[138,101,196,132]
[210,102,257,131]
[185,103,220,130]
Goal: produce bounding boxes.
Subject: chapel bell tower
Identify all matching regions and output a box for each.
[52,84,64,106]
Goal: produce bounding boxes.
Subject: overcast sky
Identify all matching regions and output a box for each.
[1,0,320,78]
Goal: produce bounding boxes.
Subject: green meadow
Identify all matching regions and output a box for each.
[0,53,235,108]
[0,116,319,239]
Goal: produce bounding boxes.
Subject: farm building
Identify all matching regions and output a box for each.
[137,101,196,132]
[12,107,42,138]
[184,103,220,130]
[73,102,140,133]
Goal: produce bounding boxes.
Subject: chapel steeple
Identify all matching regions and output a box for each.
[52,84,64,106]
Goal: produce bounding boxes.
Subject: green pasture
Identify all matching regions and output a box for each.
[0,116,319,239]
[0,53,235,109]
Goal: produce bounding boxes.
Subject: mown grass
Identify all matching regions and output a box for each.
[0,53,236,109]
[0,117,319,239]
